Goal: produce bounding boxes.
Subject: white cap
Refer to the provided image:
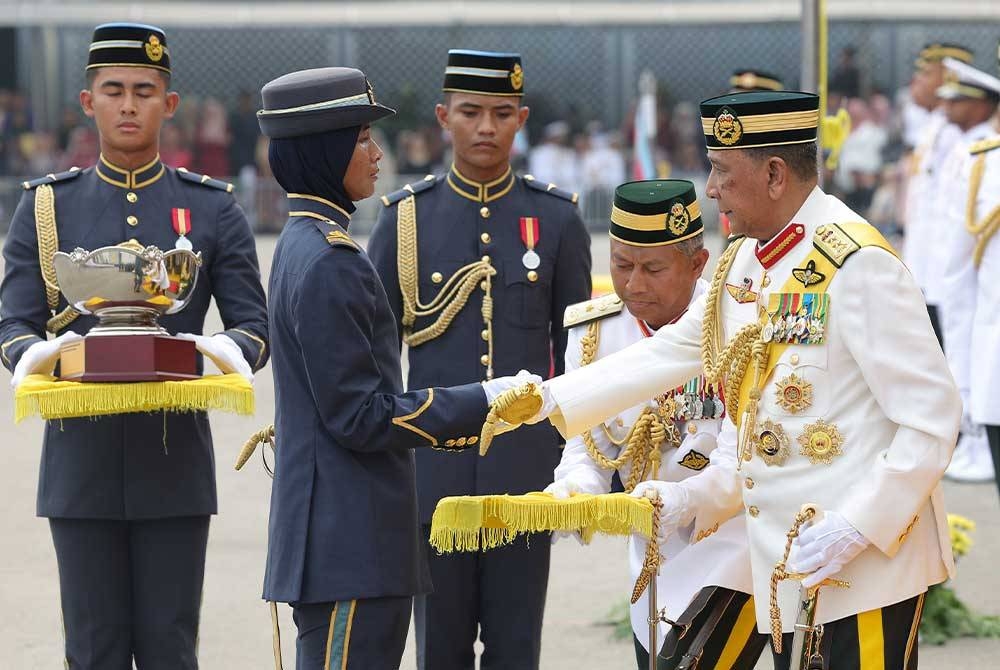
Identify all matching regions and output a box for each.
[936,57,1000,100]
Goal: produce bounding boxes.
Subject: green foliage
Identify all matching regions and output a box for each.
[599,598,634,641]
[919,583,1000,645]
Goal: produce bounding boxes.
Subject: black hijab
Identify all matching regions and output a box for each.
[268,125,361,217]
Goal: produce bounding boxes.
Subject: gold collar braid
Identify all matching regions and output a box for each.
[396,194,497,377]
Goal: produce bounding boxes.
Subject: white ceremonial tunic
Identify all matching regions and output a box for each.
[553,280,752,653]
[546,187,960,633]
[941,135,1000,425]
[924,120,996,307]
[902,108,962,300]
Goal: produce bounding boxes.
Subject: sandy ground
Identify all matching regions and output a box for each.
[1,233,997,668]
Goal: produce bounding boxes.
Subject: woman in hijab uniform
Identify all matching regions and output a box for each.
[257,68,535,669]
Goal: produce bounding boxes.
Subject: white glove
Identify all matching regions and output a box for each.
[10,332,84,388]
[629,480,692,546]
[787,510,870,588]
[481,369,543,404]
[176,333,253,383]
[544,478,585,500]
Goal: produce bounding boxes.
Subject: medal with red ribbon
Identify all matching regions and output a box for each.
[171,208,193,251]
[519,216,540,269]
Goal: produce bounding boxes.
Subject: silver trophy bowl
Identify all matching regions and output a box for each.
[53,241,202,336]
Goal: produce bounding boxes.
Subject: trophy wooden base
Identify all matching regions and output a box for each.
[59,334,198,382]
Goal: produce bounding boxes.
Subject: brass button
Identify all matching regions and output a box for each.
[431,272,443,284]
[480,281,488,290]
[687,423,698,434]
[126,192,138,203]
[481,329,489,341]
[468,436,479,445]
[481,255,491,263]
[480,206,490,219]
[790,354,800,365]
[527,270,538,282]
[126,215,138,226]
[745,478,755,489]
[456,437,467,447]
[748,505,760,517]
[480,354,489,366]
[480,232,491,244]
[616,418,625,427]
[445,439,456,447]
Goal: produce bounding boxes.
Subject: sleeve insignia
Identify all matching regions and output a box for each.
[679,449,710,471]
[563,293,623,329]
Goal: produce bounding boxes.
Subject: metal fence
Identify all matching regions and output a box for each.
[11,20,999,139]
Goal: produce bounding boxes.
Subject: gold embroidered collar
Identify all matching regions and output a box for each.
[287,193,352,227]
[96,153,165,189]
[446,164,515,203]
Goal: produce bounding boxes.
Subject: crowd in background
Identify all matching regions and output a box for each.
[0,48,924,238]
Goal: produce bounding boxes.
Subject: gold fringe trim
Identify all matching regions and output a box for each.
[429,492,654,553]
[14,373,254,423]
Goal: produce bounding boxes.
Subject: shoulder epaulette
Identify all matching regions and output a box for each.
[563,293,623,329]
[813,222,896,268]
[523,174,579,204]
[380,174,438,207]
[22,167,83,191]
[176,167,234,193]
[314,220,360,252]
[969,136,1000,156]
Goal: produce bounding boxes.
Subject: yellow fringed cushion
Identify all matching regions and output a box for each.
[14,373,254,423]
[430,492,654,553]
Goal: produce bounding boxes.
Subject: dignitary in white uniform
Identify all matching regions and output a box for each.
[933,58,1000,483]
[499,91,960,670]
[902,43,973,338]
[547,180,763,670]
[940,49,1000,496]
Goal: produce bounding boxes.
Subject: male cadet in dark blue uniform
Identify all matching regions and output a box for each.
[369,50,593,670]
[0,24,268,669]
[257,67,537,670]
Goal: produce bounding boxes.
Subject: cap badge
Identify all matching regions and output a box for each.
[510,63,524,91]
[667,201,690,235]
[144,34,164,63]
[713,108,743,146]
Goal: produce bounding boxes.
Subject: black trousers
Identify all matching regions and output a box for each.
[49,515,210,670]
[771,593,925,670]
[926,304,944,349]
[291,597,411,670]
[414,527,550,670]
[636,588,767,670]
[986,425,1000,500]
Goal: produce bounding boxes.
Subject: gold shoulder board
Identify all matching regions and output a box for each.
[563,293,623,329]
[970,136,1000,156]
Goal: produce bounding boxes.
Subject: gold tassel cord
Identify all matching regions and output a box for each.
[14,373,254,422]
[236,423,275,472]
[478,381,544,456]
[396,195,496,373]
[965,153,1000,269]
[630,496,663,605]
[429,492,654,553]
[769,505,817,653]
